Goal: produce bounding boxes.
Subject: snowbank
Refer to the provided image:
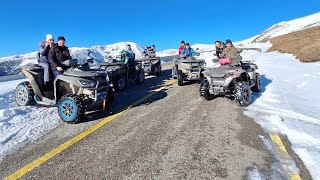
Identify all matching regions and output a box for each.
[0,79,60,161]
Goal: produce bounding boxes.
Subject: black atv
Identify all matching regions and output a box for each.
[99,54,145,92]
[15,58,114,123]
[136,51,161,76]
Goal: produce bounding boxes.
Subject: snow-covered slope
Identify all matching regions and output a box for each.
[252,12,320,42]
[239,12,320,43]
[156,49,178,57]
[0,42,143,76]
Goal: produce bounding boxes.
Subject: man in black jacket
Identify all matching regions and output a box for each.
[48,36,72,77]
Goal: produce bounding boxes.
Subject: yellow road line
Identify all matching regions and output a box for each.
[4,80,176,180]
[269,133,301,180]
[269,133,288,154]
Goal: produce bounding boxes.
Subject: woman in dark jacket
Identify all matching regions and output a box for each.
[48,36,72,77]
[39,34,54,84]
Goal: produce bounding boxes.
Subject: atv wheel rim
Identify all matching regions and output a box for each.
[59,100,77,122]
[118,78,126,90]
[16,86,28,105]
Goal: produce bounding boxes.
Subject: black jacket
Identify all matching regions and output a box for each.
[216,47,224,58]
[48,44,71,70]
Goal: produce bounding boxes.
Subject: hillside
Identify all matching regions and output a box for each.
[268,26,320,62]
[252,12,320,43]
[0,42,143,76]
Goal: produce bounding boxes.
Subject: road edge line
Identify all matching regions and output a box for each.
[3,79,176,180]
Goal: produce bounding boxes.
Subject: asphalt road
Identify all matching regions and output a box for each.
[0,64,310,179]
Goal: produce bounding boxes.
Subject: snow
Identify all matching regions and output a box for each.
[192,40,320,179]
[246,12,320,42]
[241,46,320,179]
[0,79,60,161]
[0,42,144,76]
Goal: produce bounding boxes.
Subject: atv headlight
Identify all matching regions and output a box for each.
[78,80,96,88]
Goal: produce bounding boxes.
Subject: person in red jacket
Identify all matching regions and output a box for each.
[178,41,185,55]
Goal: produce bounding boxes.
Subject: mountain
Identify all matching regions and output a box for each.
[0,42,144,76]
[252,12,320,43]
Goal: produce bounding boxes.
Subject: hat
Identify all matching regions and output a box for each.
[185,43,190,46]
[226,39,232,44]
[181,41,185,44]
[58,36,66,41]
[46,34,54,41]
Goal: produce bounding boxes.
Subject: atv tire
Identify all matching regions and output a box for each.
[155,67,161,77]
[136,70,145,85]
[251,73,261,92]
[177,71,184,86]
[200,79,211,101]
[15,81,35,106]
[58,94,85,123]
[172,68,177,79]
[106,87,115,109]
[235,82,252,107]
[113,76,127,92]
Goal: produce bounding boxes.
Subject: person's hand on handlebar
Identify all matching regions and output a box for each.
[57,67,63,71]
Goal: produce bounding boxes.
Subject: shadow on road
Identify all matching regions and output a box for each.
[83,69,173,123]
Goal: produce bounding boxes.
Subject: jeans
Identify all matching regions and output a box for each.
[39,62,51,82]
[53,70,62,78]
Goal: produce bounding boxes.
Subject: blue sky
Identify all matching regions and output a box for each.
[0,0,319,57]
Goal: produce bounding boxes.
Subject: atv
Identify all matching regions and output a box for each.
[15,58,114,123]
[172,55,206,86]
[136,51,161,76]
[99,54,145,92]
[199,57,261,107]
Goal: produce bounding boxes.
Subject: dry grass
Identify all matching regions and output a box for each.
[268,26,320,62]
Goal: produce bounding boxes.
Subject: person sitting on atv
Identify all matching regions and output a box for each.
[219,39,240,65]
[215,41,224,59]
[48,36,72,77]
[142,45,150,57]
[181,43,198,57]
[39,34,54,87]
[149,45,156,53]
[178,41,185,55]
[118,45,135,65]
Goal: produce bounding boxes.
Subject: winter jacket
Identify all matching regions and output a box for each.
[39,45,52,63]
[178,46,184,55]
[215,47,224,58]
[181,48,197,56]
[219,46,239,59]
[48,44,72,70]
[219,46,240,65]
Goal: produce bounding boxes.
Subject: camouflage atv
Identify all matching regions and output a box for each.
[136,51,161,76]
[199,57,261,107]
[172,55,206,86]
[100,55,145,92]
